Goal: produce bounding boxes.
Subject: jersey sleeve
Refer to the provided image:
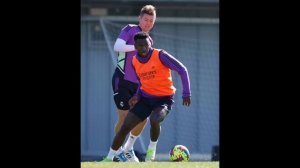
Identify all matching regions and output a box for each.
[118,24,133,42]
[159,50,191,97]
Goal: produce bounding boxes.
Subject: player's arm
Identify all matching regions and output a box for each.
[114,35,153,52]
[114,38,135,52]
[113,25,136,52]
[159,50,191,106]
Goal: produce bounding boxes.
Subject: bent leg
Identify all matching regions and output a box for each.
[149,106,169,141]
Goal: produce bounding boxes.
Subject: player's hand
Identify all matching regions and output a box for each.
[129,95,140,109]
[182,96,191,106]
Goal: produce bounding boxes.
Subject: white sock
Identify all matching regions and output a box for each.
[148,140,158,151]
[107,147,118,160]
[123,132,138,152]
[116,146,123,154]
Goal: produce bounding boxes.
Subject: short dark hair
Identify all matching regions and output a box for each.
[134,32,149,41]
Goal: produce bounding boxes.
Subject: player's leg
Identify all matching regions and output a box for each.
[110,109,128,161]
[145,107,166,162]
[112,111,142,151]
[114,109,128,134]
[121,80,147,162]
[145,96,174,162]
[114,110,144,163]
[123,117,147,150]
[123,117,148,162]
[113,89,136,161]
[102,68,128,162]
[109,69,145,162]
[111,102,151,162]
[112,68,128,132]
[102,110,142,162]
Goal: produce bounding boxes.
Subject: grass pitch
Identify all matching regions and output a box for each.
[81,161,219,168]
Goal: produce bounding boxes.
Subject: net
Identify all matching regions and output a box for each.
[82,18,219,160]
[98,17,219,161]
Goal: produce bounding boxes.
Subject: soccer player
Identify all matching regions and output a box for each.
[103,5,157,162]
[103,32,191,162]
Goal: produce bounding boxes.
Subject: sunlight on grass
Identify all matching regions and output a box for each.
[81,161,219,168]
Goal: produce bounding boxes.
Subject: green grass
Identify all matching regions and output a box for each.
[81,161,219,168]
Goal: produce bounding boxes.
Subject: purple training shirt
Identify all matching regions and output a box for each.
[117,24,153,84]
[134,48,191,98]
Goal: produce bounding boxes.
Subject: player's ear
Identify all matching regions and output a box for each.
[146,39,151,47]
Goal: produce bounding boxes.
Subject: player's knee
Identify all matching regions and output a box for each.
[150,113,166,124]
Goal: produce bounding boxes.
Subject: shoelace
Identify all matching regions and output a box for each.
[118,153,128,161]
[125,152,133,158]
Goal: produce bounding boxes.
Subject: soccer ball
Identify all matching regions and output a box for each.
[169,145,190,162]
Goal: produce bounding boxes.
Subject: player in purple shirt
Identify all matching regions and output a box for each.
[105,5,156,162]
[103,32,191,162]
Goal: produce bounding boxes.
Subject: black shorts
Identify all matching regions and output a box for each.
[130,96,174,121]
[112,68,138,110]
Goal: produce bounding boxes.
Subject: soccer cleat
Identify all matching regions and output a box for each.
[125,149,139,162]
[115,152,129,162]
[113,156,120,162]
[100,157,113,162]
[145,149,156,162]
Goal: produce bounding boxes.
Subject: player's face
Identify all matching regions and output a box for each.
[134,38,151,57]
[139,13,156,32]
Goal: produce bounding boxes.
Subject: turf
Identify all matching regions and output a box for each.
[81,161,219,168]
